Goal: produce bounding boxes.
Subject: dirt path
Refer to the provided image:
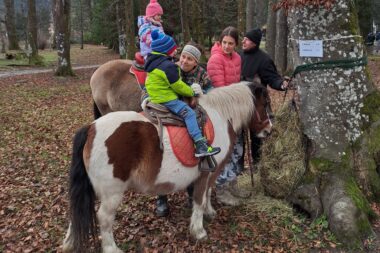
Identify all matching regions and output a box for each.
[0,65,101,78]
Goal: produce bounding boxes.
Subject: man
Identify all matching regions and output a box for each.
[240,28,289,162]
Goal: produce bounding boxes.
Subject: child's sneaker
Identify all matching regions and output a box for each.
[194,138,221,157]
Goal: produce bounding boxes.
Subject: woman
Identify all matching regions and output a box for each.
[138,0,164,58]
[155,42,215,217]
[207,26,249,206]
[179,42,213,92]
[207,26,241,87]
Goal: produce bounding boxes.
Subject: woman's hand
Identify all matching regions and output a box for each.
[191,83,203,96]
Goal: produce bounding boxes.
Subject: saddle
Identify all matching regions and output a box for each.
[129,52,147,87]
[142,98,217,170]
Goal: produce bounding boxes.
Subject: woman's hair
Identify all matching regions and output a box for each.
[219,26,239,45]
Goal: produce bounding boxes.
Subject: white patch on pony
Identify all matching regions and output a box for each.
[155,128,199,191]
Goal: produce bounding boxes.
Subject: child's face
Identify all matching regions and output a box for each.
[153,14,162,22]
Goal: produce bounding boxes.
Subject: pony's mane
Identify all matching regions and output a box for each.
[200,81,255,132]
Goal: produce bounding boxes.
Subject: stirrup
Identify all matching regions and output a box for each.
[198,155,217,172]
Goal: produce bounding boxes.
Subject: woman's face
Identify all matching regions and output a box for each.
[179,52,198,72]
[221,35,236,54]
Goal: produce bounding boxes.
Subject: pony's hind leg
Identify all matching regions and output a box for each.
[205,187,216,219]
[98,191,124,253]
[62,223,73,252]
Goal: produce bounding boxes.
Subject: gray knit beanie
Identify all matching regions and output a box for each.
[182,45,201,62]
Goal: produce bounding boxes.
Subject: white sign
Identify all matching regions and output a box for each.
[299,40,323,57]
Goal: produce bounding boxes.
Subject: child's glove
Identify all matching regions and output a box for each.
[191,83,203,96]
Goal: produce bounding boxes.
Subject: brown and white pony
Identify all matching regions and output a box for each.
[62,82,272,253]
[90,59,143,118]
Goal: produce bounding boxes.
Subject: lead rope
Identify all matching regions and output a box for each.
[245,129,255,187]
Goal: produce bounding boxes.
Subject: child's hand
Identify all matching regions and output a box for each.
[191,83,203,96]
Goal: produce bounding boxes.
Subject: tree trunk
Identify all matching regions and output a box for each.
[50,0,57,49]
[191,0,205,44]
[237,0,245,35]
[284,0,380,247]
[274,7,287,74]
[125,0,136,59]
[180,0,190,43]
[54,0,74,76]
[0,17,7,53]
[4,0,20,50]
[116,1,126,58]
[266,0,276,59]
[27,0,43,65]
[79,0,84,49]
[246,0,268,32]
[139,0,149,15]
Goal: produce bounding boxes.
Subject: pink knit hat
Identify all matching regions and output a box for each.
[145,0,163,17]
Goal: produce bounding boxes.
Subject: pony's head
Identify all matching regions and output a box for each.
[247,82,273,138]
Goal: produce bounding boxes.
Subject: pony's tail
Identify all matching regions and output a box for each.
[68,125,97,252]
[93,101,102,119]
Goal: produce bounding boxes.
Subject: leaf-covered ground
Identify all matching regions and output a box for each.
[0,45,379,252]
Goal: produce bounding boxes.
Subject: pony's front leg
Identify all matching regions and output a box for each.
[190,201,208,240]
[98,193,124,253]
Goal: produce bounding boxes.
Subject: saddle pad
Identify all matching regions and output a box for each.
[129,66,147,86]
[167,118,215,167]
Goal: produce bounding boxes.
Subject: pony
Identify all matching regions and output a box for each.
[90,59,143,118]
[62,81,273,253]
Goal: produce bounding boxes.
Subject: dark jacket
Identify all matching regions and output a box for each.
[240,47,284,91]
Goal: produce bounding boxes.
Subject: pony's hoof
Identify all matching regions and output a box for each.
[62,243,73,253]
[195,229,208,240]
[205,209,216,220]
[103,246,123,253]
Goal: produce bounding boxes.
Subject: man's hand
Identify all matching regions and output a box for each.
[191,83,203,96]
[281,80,289,90]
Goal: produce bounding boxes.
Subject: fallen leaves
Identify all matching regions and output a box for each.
[0,47,379,252]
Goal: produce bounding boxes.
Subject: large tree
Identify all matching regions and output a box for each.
[27,0,43,65]
[54,0,74,76]
[268,0,380,248]
[125,0,136,59]
[246,0,268,31]
[4,0,20,50]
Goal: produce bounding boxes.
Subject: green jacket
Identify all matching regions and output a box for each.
[144,52,194,104]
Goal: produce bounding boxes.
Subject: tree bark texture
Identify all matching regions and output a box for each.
[274,8,287,74]
[266,0,277,60]
[125,0,136,59]
[54,0,74,76]
[237,0,246,36]
[27,0,41,65]
[284,0,380,247]
[4,0,20,50]
[246,0,268,32]
[180,0,191,43]
[116,1,126,58]
[191,0,205,44]
[0,19,7,53]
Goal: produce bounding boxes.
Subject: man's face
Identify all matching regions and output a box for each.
[242,37,256,51]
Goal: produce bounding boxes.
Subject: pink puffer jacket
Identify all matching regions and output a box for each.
[207,42,241,87]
